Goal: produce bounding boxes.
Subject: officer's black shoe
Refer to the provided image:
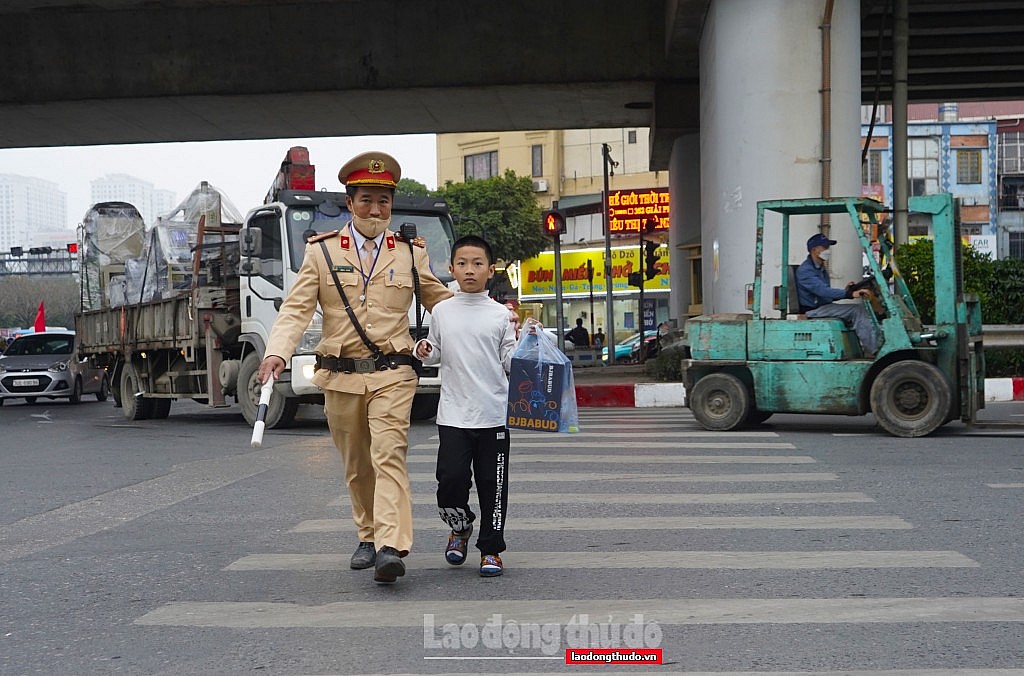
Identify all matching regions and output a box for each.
[350,542,376,570]
[374,546,406,584]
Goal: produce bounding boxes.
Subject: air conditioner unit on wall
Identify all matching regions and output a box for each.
[532,179,549,192]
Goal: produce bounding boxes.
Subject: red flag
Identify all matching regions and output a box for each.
[33,301,46,333]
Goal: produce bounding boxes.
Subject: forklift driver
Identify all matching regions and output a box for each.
[795,233,883,358]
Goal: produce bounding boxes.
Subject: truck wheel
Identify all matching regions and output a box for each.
[120,363,154,420]
[689,372,750,431]
[238,353,298,429]
[410,393,440,421]
[870,361,951,437]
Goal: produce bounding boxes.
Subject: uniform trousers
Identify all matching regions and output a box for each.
[323,379,416,555]
[436,425,510,554]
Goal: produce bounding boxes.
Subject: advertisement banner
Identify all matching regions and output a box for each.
[519,246,670,298]
[606,188,671,235]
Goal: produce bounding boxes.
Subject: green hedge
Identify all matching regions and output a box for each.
[897,241,1024,377]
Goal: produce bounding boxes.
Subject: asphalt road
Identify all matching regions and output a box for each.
[2,397,1024,675]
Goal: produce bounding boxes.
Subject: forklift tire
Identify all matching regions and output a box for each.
[869,361,951,438]
[689,372,750,431]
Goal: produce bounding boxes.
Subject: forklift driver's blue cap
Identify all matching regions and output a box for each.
[807,233,837,251]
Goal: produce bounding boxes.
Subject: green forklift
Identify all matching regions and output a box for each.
[681,193,984,437]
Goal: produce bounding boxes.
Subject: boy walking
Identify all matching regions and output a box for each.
[415,235,518,576]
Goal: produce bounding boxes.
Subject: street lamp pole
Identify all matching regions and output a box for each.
[586,258,595,340]
[638,232,645,363]
[602,143,617,365]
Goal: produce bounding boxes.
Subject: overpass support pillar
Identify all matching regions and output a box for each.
[669,134,700,320]
[698,0,863,314]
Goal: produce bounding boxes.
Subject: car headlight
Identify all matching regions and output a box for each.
[48,360,70,372]
[295,313,323,354]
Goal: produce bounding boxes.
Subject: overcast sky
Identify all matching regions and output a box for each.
[0,134,438,230]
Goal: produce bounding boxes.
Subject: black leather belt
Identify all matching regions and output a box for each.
[315,353,417,373]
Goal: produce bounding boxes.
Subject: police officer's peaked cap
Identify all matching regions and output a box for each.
[338,151,401,188]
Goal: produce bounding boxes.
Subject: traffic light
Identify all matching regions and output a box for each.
[644,240,660,279]
[628,271,643,288]
[67,242,79,254]
[10,246,23,257]
[541,209,566,236]
[28,246,53,255]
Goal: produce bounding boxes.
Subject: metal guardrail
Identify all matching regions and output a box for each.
[981,325,1024,350]
[0,252,79,277]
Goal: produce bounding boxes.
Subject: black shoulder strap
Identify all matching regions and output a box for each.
[317,240,385,361]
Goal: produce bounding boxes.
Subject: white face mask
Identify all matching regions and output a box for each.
[818,249,832,261]
[352,215,391,239]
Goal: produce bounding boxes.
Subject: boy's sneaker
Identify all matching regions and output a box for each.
[445,524,473,565]
[480,553,503,577]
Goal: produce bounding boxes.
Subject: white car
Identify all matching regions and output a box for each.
[0,331,110,405]
[541,327,575,349]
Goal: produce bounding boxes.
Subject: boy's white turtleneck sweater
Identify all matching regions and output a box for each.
[416,290,518,428]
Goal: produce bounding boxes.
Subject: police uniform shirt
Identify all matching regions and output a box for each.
[264,223,453,394]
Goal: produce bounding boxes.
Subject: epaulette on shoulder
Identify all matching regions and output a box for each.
[394,232,426,248]
[306,229,340,244]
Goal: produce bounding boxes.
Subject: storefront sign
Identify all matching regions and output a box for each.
[519,246,671,298]
[606,188,671,235]
[967,234,996,258]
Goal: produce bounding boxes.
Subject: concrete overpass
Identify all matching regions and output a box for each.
[3,0,1023,171]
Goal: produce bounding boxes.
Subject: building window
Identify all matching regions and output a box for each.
[464,151,499,181]
[1000,132,1024,174]
[1002,176,1024,210]
[531,145,543,178]
[908,137,940,196]
[1007,232,1024,259]
[956,149,982,184]
[862,151,882,185]
[627,130,637,144]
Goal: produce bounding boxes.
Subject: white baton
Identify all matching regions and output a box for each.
[250,378,275,448]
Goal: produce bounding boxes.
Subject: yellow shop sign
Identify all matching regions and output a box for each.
[519,246,670,298]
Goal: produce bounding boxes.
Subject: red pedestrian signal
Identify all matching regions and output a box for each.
[542,210,566,236]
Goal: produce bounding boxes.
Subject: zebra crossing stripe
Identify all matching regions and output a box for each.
[403,471,838,483]
[412,442,797,450]
[329,491,873,506]
[430,431,781,438]
[291,515,912,533]
[406,454,814,464]
[225,550,977,572]
[135,596,1024,628]
[451,671,1023,676]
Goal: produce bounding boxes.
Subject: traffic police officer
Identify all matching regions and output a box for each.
[258,151,452,584]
